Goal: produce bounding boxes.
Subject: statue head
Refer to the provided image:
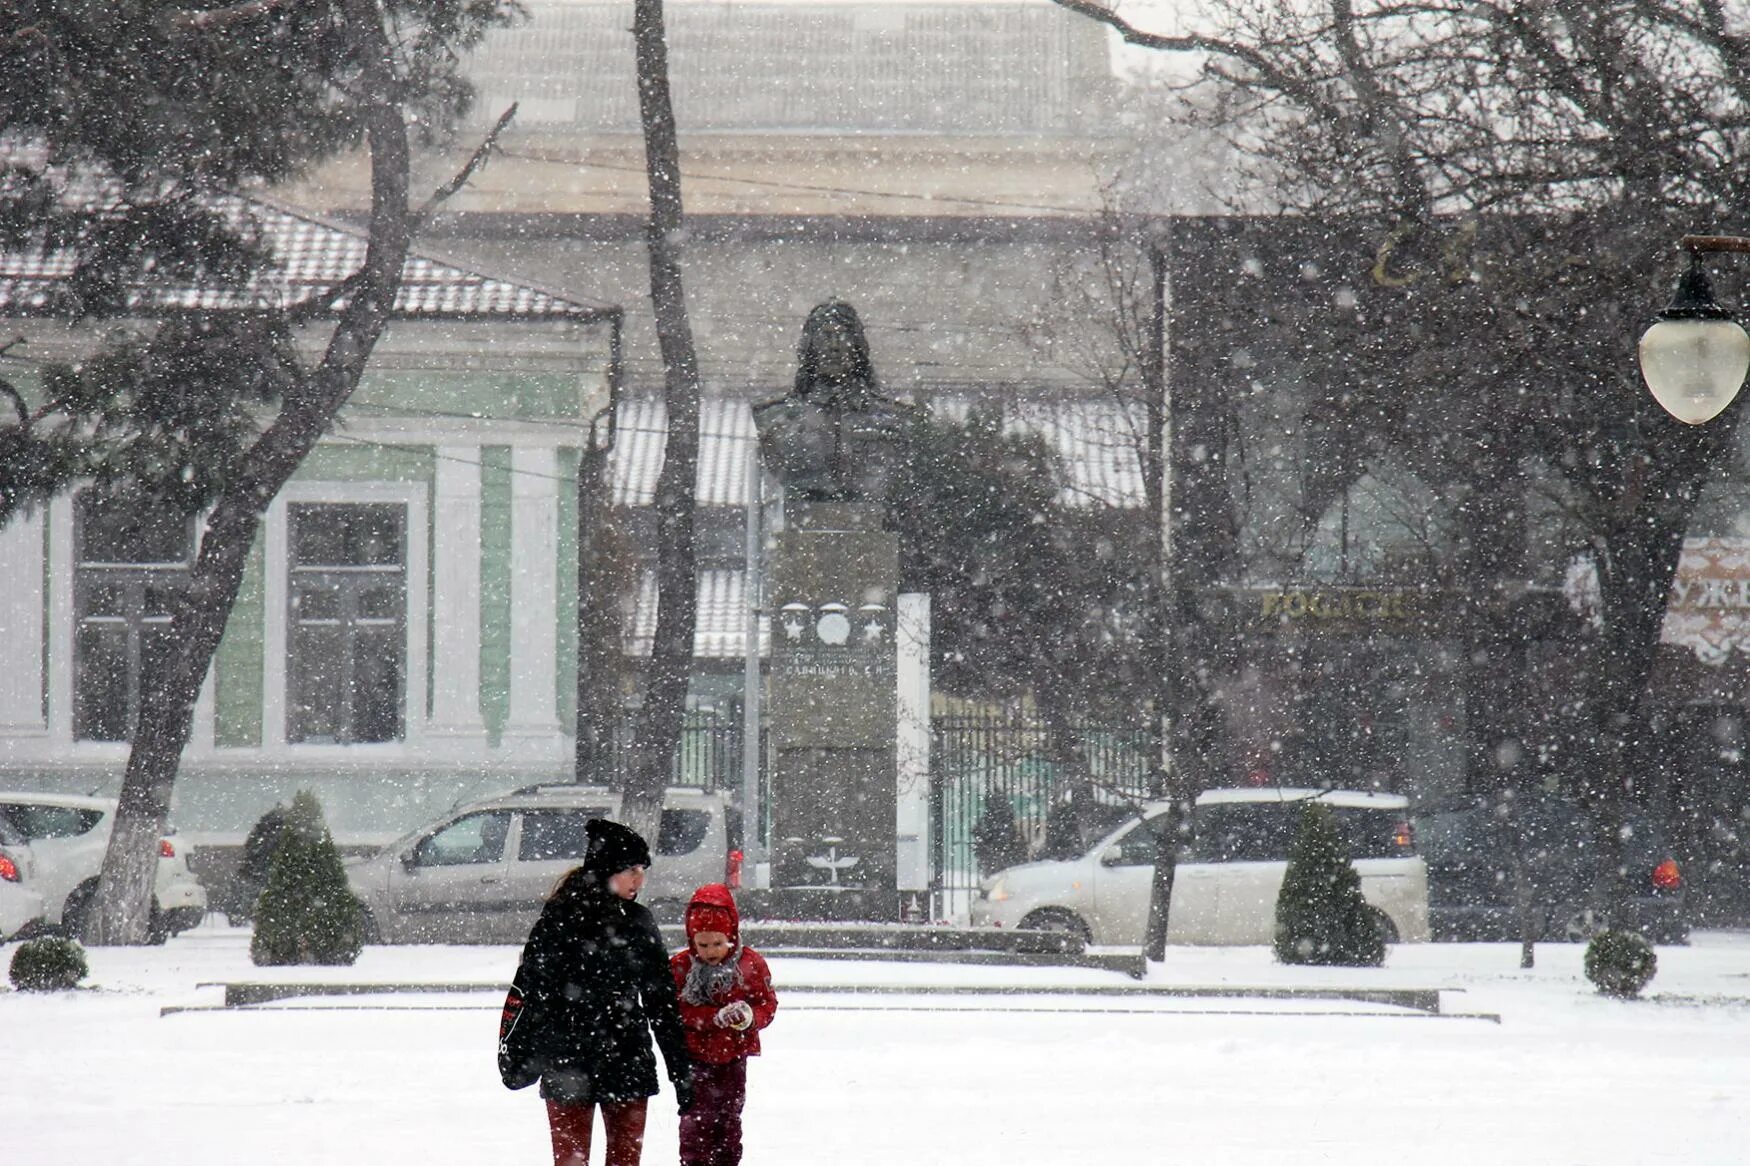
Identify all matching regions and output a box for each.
[793,300,878,409]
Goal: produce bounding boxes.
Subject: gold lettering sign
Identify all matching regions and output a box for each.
[1256,588,1414,623]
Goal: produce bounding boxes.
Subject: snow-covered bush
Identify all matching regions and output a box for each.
[10,936,88,991]
[250,791,365,967]
[1274,802,1386,967]
[1585,929,1657,998]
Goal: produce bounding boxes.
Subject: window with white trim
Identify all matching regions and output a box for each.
[73,491,194,742]
[286,502,407,744]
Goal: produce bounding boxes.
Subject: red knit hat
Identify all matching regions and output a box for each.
[684,883,740,948]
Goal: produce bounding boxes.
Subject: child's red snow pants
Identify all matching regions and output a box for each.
[678,1057,748,1166]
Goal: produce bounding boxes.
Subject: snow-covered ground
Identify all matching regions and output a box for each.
[6,922,1749,1166]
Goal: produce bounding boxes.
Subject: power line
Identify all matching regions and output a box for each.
[486,145,1103,218]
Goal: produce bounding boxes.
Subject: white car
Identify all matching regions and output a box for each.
[0,792,208,942]
[346,785,737,944]
[0,816,46,940]
[971,788,1430,947]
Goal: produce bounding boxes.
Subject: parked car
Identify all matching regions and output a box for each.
[0,816,46,941]
[345,785,738,944]
[971,787,1430,947]
[0,792,208,942]
[1412,790,1689,944]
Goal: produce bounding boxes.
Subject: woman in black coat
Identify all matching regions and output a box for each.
[503,819,693,1166]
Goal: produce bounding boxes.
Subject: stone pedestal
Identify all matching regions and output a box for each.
[764,502,900,919]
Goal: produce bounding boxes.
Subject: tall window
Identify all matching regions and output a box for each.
[73,491,195,741]
[286,503,407,744]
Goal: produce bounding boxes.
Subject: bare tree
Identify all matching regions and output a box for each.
[1055,0,1750,936]
[1022,212,1237,958]
[621,0,705,844]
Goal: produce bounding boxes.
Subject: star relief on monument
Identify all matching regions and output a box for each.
[858,601,890,647]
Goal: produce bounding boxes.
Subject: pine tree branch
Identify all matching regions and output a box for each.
[162,0,306,34]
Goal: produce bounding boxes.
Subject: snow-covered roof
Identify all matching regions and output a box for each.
[0,191,613,322]
[628,567,768,659]
[609,393,1148,509]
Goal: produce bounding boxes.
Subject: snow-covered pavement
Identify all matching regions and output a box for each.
[6,923,1749,1165]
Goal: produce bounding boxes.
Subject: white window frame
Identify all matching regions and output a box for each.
[263,481,429,754]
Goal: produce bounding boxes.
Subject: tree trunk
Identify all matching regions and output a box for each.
[1141,229,1236,960]
[1138,234,1178,960]
[1583,407,1741,929]
[622,0,703,846]
[89,3,413,944]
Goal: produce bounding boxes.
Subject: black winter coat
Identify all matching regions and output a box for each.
[509,871,691,1105]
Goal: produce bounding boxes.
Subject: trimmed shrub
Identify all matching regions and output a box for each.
[10,936,88,991]
[1274,802,1386,967]
[227,803,291,923]
[1585,929,1658,998]
[250,790,365,967]
[971,798,1029,876]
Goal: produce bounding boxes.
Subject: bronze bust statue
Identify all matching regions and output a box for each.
[752,301,907,505]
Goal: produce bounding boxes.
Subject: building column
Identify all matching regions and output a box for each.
[428,445,488,745]
[0,509,48,736]
[896,593,931,915]
[504,446,562,753]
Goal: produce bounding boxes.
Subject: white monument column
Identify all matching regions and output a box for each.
[895,592,932,915]
[504,445,562,752]
[428,445,488,744]
[0,509,48,736]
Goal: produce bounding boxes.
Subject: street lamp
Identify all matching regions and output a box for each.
[1638,236,1750,425]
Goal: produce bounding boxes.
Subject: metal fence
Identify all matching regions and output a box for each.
[600,712,746,792]
[930,713,1154,916]
[599,712,1153,915]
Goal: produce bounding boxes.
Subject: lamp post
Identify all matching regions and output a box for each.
[1638,236,1750,425]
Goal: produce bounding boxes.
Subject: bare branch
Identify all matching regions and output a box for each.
[0,376,29,426]
[411,104,519,231]
[284,104,519,326]
[1048,0,1350,127]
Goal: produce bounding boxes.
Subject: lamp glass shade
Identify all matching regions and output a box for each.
[1638,316,1750,425]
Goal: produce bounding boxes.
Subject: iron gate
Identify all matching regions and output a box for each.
[930,713,1154,915]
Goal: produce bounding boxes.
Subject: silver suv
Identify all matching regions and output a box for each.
[344,785,737,944]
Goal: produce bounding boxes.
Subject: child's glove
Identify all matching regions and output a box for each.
[714,1000,755,1031]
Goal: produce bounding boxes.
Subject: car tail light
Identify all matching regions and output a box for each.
[1652,858,1682,891]
[0,854,18,882]
[158,839,176,859]
[726,849,744,890]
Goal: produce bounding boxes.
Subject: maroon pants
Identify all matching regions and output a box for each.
[546,1098,648,1166]
[679,1057,748,1166]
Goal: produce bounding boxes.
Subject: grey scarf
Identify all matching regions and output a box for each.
[680,952,743,1006]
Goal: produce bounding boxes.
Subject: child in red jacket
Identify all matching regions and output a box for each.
[669,884,776,1166]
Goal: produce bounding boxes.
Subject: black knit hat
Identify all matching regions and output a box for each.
[584,818,652,877]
